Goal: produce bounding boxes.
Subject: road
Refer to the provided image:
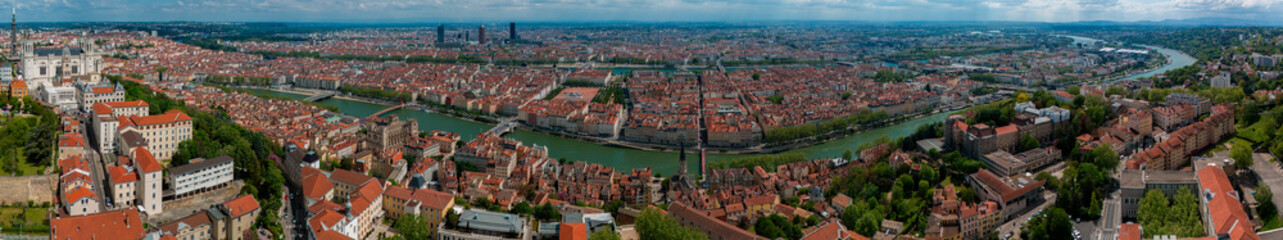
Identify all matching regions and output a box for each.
[1093,189,1122,240]
[72,112,113,211]
[1251,152,1283,219]
[995,191,1057,239]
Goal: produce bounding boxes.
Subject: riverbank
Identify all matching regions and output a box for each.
[244,86,961,174]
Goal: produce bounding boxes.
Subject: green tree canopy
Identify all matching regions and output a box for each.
[1232,143,1254,170]
[393,214,434,240]
[636,208,708,240]
[1021,207,1074,240]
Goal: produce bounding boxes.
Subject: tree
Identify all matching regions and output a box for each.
[589,229,623,240]
[636,208,707,240]
[510,202,533,216]
[1137,189,1170,237]
[1035,172,1060,191]
[1137,187,1203,237]
[1258,185,1278,222]
[393,214,433,240]
[535,203,561,221]
[1017,135,1041,153]
[843,149,854,160]
[1232,143,1254,170]
[445,209,460,229]
[754,214,803,240]
[1021,207,1074,240]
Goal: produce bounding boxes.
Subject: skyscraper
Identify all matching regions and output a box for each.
[436,24,445,43]
[478,25,486,44]
[509,22,517,40]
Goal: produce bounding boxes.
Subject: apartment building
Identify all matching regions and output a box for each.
[77,82,125,112]
[90,100,150,152]
[209,195,261,240]
[168,155,235,197]
[382,185,455,236]
[107,147,164,214]
[118,109,193,161]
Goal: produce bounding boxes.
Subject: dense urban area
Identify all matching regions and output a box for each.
[6,11,1283,240]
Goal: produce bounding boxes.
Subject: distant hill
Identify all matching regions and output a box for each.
[1066,17,1283,27]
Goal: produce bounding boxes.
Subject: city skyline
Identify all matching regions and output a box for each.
[8,0,1283,23]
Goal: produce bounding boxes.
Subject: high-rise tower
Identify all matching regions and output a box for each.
[10,7,16,59]
[436,24,445,44]
[478,25,486,44]
[509,22,517,40]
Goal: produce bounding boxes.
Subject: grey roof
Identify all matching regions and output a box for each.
[33,48,83,57]
[120,131,148,148]
[169,155,233,176]
[1121,170,1144,189]
[563,212,616,233]
[459,209,524,234]
[1121,169,1196,189]
[1142,170,1197,184]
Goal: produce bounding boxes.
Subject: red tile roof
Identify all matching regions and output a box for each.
[134,147,163,173]
[222,195,260,218]
[120,109,191,128]
[801,219,869,240]
[109,166,138,184]
[1117,223,1141,240]
[92,87,116,94]
[50,208,146,240]
[65,186,98,203]
[560,222,588,240]
[329,169,374,187]
[668,202,767,240]
[303,173,335,201]
[1198,166,1258,240]
[59,133,86,147]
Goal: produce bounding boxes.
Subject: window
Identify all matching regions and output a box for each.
[39,67,46,75]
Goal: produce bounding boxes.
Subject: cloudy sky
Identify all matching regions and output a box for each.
[9,0,1283,23]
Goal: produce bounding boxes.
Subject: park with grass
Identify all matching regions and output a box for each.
[0,96,59,177]
[0,204,51,235]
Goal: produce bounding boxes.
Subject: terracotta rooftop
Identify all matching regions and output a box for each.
[50,208,146,240]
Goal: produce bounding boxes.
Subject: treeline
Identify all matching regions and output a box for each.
[888,46,1035,60]
[339,86,412,102]
[206,75,273,86]
[604,57,652,65]
[114,78,288,236]
[763,109,890,144]
[562,80,603,88]
[708,153,807,171]
[184,38,238,52]
[592,86,627,105]
[197,84,343,113]
[721,58,832,66]
[872,70,914,83]
[1119,28,1261,62]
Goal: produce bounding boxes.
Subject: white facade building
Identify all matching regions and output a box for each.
[78,83,125,112]
[167,155,235,197]
[19,38,103,89]
[36,81,78,112]
[90,101,150,153]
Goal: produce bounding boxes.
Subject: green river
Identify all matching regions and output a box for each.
[242,88,953,174]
